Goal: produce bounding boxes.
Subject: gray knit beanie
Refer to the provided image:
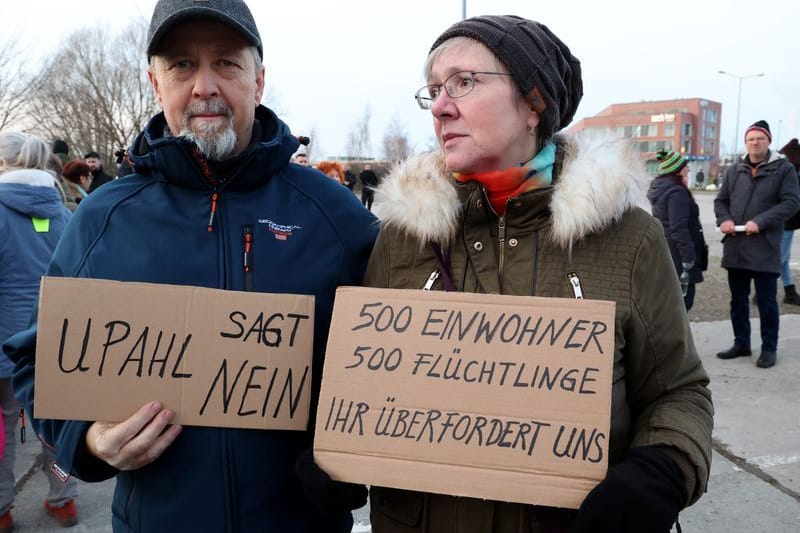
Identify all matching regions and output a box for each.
[430,15,582,141]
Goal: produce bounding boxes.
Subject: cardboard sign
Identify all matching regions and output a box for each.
[35,277,315,430]
[315,287,615,509]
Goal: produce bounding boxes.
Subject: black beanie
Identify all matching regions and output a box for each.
[430,15,583,141]
[745,120,771,142]
[52,139,69,155]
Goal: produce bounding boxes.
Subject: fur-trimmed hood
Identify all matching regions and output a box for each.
[375,135,651,249]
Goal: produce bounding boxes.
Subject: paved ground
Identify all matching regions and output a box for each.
[7,190,800,532]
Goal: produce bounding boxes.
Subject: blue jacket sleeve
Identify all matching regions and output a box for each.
[4,321,119,482]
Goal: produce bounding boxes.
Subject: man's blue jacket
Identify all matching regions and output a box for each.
[3,106,378,532]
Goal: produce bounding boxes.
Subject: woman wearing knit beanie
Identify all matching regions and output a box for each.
[355,14,713,533]
[647,150,709,310]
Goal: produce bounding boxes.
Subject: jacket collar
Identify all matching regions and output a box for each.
[375,135,650,249]
[127,105,299,191]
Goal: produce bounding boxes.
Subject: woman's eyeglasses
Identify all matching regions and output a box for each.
[414,71,512,110]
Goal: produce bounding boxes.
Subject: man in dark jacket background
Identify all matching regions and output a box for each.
[84,150,113,193]
[359,163,379,210]
[714,120,800,368]
[2,0,376,531]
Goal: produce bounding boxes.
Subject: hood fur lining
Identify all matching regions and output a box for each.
[375,135,650,249]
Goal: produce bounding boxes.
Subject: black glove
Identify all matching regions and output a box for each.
[572,446,687,533]
[294,448,368,515]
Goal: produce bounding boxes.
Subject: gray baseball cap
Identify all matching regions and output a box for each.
[147,0,262,59]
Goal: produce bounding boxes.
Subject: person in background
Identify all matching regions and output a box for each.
[360,15,713,533]
[83,151,113,193]
[46,153,79,212]
[60,161,93,204]
[777,138,800,305]
[694,168,704,190]
[648,150,708,310]
[0,131,76,531]
[293,151,310,166]
[359,163,378,210]
[1,1,376,531]
[714,120,800,368]
[343,163,357,191]
[317,160,346,184]
[51,139,70,166]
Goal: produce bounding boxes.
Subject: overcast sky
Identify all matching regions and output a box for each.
[6,0,799,158]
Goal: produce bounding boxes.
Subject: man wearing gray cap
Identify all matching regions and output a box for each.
[3,1,376,531]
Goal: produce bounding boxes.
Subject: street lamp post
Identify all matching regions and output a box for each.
[718,70,765,159]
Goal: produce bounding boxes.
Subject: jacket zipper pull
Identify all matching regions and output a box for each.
[18,406,25,444]
[243,226,254,291]
[243,226,253,272]
[423,269,440,291]
[567,272,584,299]
[207,192,219,232]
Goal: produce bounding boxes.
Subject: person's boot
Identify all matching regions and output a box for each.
[716,344,752,359]
[756,350,777,368]
[784,285,800,305]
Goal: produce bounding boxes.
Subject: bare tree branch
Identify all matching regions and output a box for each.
[0,37,37,132]
[381,115,412,163]
[23,18,158,168]
[346,105,372,159]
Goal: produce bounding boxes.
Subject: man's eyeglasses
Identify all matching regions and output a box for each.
[414,71,513,110]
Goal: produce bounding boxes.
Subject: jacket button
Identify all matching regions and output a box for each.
[473,241,484,251]
[476,199,483,208]
[508,238,518,247]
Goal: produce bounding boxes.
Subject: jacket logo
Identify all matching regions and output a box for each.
[50,461,70,483]
[258,218,302,241]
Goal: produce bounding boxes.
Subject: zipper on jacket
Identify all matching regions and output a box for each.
[18,407,25,443]
[497,216,506,287]
[423,269,440,290]
[530,232,539,295]
[208,191,219,232]
[243,226,254,291]
[567,272,584,299]
[124,471,137,527]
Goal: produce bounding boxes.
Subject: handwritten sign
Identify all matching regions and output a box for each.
[315,287,615,509]
[35,277,315,430]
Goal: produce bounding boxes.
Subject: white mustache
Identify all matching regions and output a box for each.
[184,100,233,119]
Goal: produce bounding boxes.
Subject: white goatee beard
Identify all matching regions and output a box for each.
[178,100,238,161]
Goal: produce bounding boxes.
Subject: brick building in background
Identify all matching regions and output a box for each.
[568,98,722,186]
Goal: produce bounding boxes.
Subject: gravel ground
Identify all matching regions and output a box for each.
[686,259,800,322]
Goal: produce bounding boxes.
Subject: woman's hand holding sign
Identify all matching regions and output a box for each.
[85,401,183,470]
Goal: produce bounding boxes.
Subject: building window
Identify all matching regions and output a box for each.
[616,126,626,137]
[639,124,656,137]
[683,123,692,136]
[704,109,717,123]
[705,125,715,139]
[664,124,674,136]
[683,140,691,153]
